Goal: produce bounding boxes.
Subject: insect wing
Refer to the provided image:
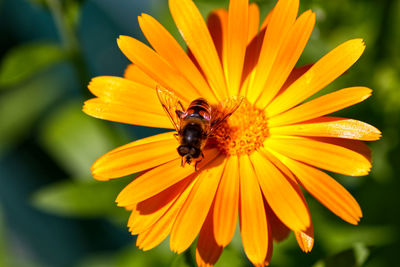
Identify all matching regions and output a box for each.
[209,96,244,134]
[156,86,185,132]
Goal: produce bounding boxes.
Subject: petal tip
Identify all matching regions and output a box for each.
[348,216,361,225]
[117,35,130,46]
[170,246,184,254]
[295,231,314,253]
[345,210,362,225]
[362,88,373,98]
[141,13,151,19]
[342,38,366,56]
[82,100,90,113]
[115,192,127,205]
[354,38,366,50]
[353,167,371,176]
[91,172,110,181]
[372,127,382,140]
[91,160,112,181]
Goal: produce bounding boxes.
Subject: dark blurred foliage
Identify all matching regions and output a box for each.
[0,0,399,266]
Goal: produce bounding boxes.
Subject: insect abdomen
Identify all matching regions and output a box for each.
[186,98,211,121]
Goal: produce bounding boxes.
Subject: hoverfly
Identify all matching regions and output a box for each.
[156,87,243,170]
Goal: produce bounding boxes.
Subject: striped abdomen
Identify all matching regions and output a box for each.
[185,98,212,121]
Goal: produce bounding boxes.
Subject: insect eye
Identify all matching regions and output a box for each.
[177,146,189,156]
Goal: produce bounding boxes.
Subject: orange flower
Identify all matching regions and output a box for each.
[83,0,381,266]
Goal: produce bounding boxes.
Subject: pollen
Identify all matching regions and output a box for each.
[212,99,269,156]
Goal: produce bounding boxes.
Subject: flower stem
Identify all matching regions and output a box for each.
[46,0,90,98]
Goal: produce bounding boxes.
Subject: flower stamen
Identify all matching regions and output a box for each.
[211,99,269,156]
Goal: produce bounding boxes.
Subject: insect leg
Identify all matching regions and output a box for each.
[178,100,185,111]
[194,152,204,171]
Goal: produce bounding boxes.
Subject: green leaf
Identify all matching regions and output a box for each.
[313,243,370,267]
[32,179,129,218]
[353,243,370,266]
[306,199,397,251]
[170,254,191,267]
[0,42,64,87]
[117,244,174,267]
[27,0,48,8]
[215,246,245,267]
[39,100,128,180]
[77,252,116,267]
[0,68,63,157]
[78,244,174,267]
[320,224,396,251]
[0,206,43,267]
[0,206,6,267]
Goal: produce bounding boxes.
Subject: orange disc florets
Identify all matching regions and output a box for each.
[212,99,269,156]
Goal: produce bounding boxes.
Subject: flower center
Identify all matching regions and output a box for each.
[211,99,269,156]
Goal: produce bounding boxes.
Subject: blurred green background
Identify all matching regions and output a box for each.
[0,0,399,266]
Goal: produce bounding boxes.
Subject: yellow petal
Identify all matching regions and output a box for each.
[213,156,239,246]
[195,205,223,267]
[124,64,157,88]
[261,148,297,183]
[84,76,171,128]
[92,132,178,180]
[262,148,311,244]
[250,150,310,232]
[116,148,220,205]
[226,0,249,95]
[136,176,196,251]
[240,8,271,96]
[260,8,273,30]
[138,14,217,102]
[117,35,198,103]
[87,76,164,114]
[265,204,290,242]
[259,149,314,253]
[267,39,366,117]
[264,238,274,267]
[270,117,381,141]
[239,155,269,266]
[169,0,228,100]
[83,98,172,129]
[240,28,264,96]
[256,10,315,108]
[127,177,192,235]
[278,155,362,224]
[247,3,260,43]
[295,225,314,253]
[170,154,225,253]
[265,136,371,176]
[279,64,313,92]
[268,87,372,127]
[247,0,299,103]
[207,9,228,67]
